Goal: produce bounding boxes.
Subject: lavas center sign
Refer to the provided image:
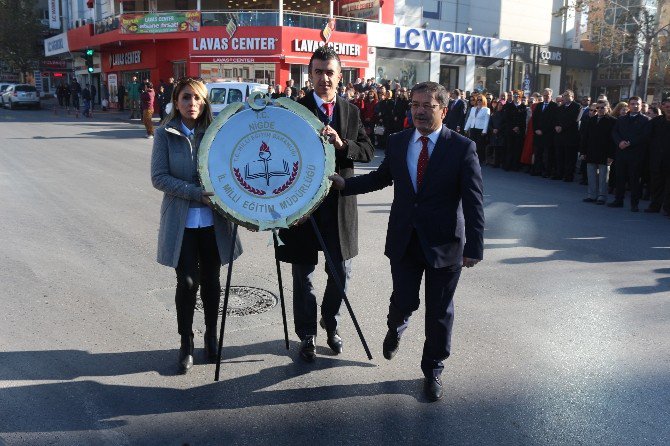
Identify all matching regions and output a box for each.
[199,97,335,231]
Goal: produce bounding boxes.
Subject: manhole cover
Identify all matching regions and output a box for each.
[196,286,277,317]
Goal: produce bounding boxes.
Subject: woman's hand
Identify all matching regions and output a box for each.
[202,191,215,207]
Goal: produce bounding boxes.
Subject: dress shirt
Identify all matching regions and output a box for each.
[313,91,336,116]
[407,127,441,192]
[181,121,214,229]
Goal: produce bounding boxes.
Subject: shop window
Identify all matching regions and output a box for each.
[439,66,459,91]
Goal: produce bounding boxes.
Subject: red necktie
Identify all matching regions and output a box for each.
[322,102,334,118]
[416,136,429,189]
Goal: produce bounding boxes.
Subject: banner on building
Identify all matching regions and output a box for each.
[48,0,60,29]
[120,11,201,34]
[336,0,380,21]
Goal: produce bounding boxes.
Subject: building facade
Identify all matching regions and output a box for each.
[42,0,602,104]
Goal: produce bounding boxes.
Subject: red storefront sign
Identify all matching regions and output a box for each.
[281,27,368,69]
[189,26,282,62]
[102,43,158,72]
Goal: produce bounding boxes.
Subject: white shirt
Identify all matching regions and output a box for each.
[181,121,214,229]
[312,91,336,116]
[407,127,441,192]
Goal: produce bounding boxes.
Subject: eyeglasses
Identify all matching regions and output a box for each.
[596,106,606,110]
[410,102,441,110]
[476,99,483,103]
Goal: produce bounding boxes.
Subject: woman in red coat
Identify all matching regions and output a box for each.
[520,93,540,168]
[360,89,378,143]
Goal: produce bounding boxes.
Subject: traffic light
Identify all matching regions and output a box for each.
[84,49,94,73]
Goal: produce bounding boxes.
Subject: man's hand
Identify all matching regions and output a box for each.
[618,141,630,150]
[513,126,519,133]
[328,173,345,190]
[607,157,614,166]
[202,191,215,207]
[322,125,346,150]
[463,257,480,268]
[493,128,498,134]
[555,125,562,133]
[535,129,543,136]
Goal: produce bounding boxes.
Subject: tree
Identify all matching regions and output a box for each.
[0,0,45,79]
[555,0,670,98]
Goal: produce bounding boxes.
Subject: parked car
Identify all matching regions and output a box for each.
[206,81,269,115]
[164,81,269,116]
[2,84,40,109]
[0,83,15,108]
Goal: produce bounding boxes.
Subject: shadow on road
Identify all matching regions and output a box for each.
[615,267,670,295]
[0,339,414,435]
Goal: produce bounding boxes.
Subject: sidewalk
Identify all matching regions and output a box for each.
[41,97,162,125]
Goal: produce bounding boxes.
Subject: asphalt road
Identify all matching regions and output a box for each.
[1,105,668,445]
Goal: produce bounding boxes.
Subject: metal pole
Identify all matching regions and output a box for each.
[273,232,290,350]
[214,223,238,381]
[309,216,373,360]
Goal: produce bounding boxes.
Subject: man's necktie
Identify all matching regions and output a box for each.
[416,136,429,189]
[322,102,334,117]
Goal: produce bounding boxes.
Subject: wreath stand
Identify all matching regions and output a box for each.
[214,217,373,381]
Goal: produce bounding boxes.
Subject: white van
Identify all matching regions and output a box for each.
[206,82,269,115]
[164,81,269,117]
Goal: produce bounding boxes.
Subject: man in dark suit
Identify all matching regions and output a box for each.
[553,89,582,181]
[444,89,466,133]
[608,96,651,211]
[532,88,559,177]
[645,99,670,215]
[275,46,375,362]
[329,82,484,402]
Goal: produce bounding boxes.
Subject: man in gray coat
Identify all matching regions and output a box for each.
[275,46,374,362]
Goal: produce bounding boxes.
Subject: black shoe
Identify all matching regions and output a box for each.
[424,376,444,402]
[204,332,218,364]
[631,205,639,212]
[582,198,596,203]
[607,201,624,208]
[299,335,316,362]
[644,207,660,213]
[382,329,401,360]
[319,318,343,354]
[178,334,194,374]
[596,199,606,205]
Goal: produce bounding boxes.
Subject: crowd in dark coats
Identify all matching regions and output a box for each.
[338,79,670,219]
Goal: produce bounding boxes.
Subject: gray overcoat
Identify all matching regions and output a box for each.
[151,117,242,268]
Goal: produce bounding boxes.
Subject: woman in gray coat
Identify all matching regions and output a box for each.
[151,77,242,374]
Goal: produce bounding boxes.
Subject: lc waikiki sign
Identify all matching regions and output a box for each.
[368,23,510,58]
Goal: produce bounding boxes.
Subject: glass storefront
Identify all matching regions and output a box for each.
[376,48,430,88]
[474,57,503,94]
[199,63,275,84]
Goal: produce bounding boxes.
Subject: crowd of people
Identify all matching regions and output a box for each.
[324,78,669,217]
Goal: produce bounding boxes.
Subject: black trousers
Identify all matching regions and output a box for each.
[387,231,461,379]
[555,141,578,180]
[615,150,642,206]
[504,130,523,171]
[469,129,486,164]
[649,159,670,211]
[175,227,221,336]
[532,133,553,176]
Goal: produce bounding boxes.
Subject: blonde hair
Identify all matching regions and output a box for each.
[611,101,628,117]
[163,77,213,128]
